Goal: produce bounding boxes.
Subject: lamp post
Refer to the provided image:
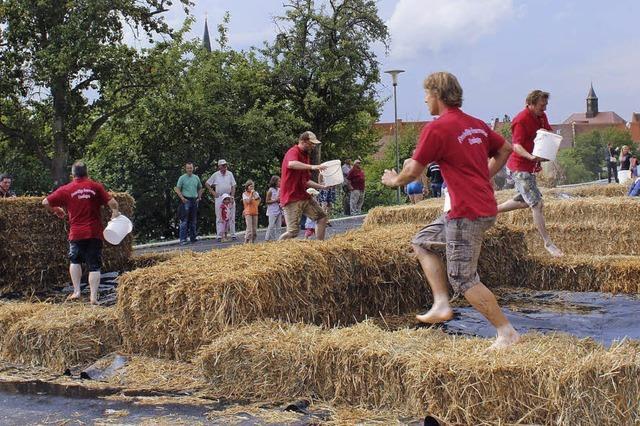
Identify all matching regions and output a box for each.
[384,69,405,204]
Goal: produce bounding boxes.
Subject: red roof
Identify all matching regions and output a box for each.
[562,111,626,125]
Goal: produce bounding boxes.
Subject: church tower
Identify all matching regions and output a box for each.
[203,16,212,52]
[586,83,598,118]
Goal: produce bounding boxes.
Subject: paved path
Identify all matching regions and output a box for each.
[135,215,366,254]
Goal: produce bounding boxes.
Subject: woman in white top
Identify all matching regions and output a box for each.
[264,176,283,241]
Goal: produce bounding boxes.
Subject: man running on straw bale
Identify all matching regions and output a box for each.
[42,161,120,305]
[497,90,563,257]
[279,131,329,241]
[381,72,520,349]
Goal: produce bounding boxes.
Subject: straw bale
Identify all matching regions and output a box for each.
[518,223,640,256]
[127,251,183,270]
[0,194,135,295]
[364,201,443,227]
[0,302,48,353]
[1,303,122,371]
[517,254,640,294]
[546,183,628,198]
[502,196,640,227]
[117,222,527,360]
[198,320,640,425]
[116,224,431,360]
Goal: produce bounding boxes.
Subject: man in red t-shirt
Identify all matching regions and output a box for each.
[381,72,519,350]
[279,131,328,240]
[497,90,563,257]
[346,159,365,215]
[42,161,120,304]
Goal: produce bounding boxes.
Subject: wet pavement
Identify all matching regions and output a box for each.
[442,290,640,345]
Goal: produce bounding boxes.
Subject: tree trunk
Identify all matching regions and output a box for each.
[51,77,70,187]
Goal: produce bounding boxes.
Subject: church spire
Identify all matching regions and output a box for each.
[586,82,598,118]
[203,15,212,52]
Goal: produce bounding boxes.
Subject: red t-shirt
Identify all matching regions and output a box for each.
[280,145,311,206]
[506,107,552,173]
[412,108,505,220]
[47,177,112,241]
[347,167,365,191]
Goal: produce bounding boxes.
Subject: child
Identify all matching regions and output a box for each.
[242,180,261,243]
[220,194,233,241]
[304,188,320,239]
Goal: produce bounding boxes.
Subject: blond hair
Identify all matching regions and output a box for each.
[423,72,463,108]
[526,90,550,106]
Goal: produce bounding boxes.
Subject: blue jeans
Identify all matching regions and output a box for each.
[178,198,198,242]
[430,183,442,197]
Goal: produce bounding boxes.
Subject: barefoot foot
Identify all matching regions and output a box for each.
[66,292,81,301]
[544,242,563,257]
[487,329,520,351]
[415,305,454,324]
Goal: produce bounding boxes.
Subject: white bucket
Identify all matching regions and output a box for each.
[618,170,632,184]
[532,129,563,161]
[443,186,451,213]
[103,215,133,245]
[319,160,343,186]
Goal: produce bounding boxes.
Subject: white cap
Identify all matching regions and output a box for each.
[221,193,232,200]
[218,159,227,166]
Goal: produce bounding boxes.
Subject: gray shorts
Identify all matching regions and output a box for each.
[510,170,542,207]
[412,214,496,294]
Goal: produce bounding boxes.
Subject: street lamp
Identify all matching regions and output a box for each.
[384,69,405,204]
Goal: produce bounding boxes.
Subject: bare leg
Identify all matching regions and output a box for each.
[497,199,528,214]
[67,264,82,300]
[88,271,101,304]
[413,244,454,323]
[464,283,520,349]
[531,202,563,257]
[315,216,328,241]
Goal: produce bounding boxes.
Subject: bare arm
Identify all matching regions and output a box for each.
[381,159,426,188]
[230,185,236,198]
[306,180,325,190]
[488,142,513,177]
[205,182,216,198]
[174,187,187,203]
[266,189,277,204]
[42,198,65,219]
[107,197,120,219]
[288,160,326,172]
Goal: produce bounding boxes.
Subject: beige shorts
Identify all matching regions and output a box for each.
[283,198,326,235]
[412,214,496,294]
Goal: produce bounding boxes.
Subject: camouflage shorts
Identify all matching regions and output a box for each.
[411,214,496,294]
[510,170,542,207]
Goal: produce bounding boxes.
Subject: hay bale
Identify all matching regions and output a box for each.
[502,196,640,227]
[518,223,640,256]
[0,302,48,353]
[0,194,134,295]
[116,224,431,360]
[198,321,640,425]
[546,183,628,198]
[519,255,640,294]
[1,303,122,371]
[127,251,183,271]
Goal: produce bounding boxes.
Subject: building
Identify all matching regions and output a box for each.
[371,120,429,160]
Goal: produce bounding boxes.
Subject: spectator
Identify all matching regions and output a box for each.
[631,156,638,178]
[0,173,16,198]
[264,176,283,241]
[242,180,261,244]
[628,178,640,197]
[304,188,320,239]
[42,161,120,304]
[278,131,328,241]
[206,159,237,242]
[318,174,337,216]
[347,159,365,215]
[404,158,425,204]
[174,162,203,245]
[619,145,631,171]
[604,142,619,183]
[219,194,233,241]
[341,159,353,215]
[426,162,443,197]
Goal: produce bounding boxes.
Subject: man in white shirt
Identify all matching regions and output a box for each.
[205,159,238,241]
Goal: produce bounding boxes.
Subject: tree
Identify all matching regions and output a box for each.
[0,0,190,187]
[86,29,304,241]
[556,127,633,184]
[263,0,389,162]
